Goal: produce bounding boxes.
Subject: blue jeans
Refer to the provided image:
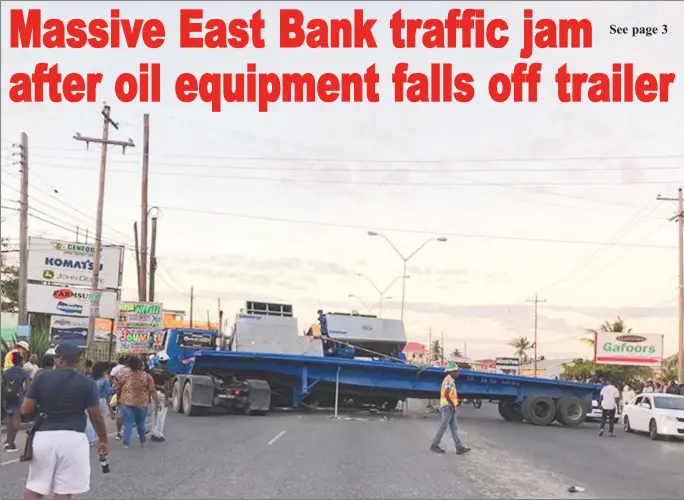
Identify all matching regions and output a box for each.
[121,405,148,446]
[431,405,463,448]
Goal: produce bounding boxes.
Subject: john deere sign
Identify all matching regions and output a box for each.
[595,332,663,367]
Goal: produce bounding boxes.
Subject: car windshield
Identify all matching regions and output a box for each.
[653,396,684,410]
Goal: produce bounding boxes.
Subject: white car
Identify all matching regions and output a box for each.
[622,393,684,440]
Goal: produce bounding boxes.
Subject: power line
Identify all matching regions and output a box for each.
[22,152,684,173]
[7,143,684,164]
[10,160,683,188]
[157,205,676,250]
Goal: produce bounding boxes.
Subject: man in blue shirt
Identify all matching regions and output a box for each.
[2,351,30,451]
[21,343,109,499]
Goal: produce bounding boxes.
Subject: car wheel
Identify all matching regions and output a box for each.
[649,419,659,440]
[623,415,633,433]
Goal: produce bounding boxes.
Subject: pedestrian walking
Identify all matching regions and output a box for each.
[2,352,30,452]
[85,363,115,446]
[111,355,131,440]
[598,379,620,437]
[3,340,29,369]
[117,356,159,449]
[430,361,471,455]
[20,343,109,499]
[149,353,173,442]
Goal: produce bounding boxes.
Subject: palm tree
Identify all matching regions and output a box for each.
[451,348,463,358]
[581,316,631,346]
[509,336,534,365]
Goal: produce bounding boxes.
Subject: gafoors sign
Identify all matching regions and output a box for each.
[27,237,124,289]
[595,332,663,367]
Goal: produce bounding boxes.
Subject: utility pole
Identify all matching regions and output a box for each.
[189,287,194,328]
[526,292,547,378]
[140,114,150,301]
[441,330,445,363]
[148,211,158,302]
[428,327,433,362]
[133,222,142,300]
[17,133,29,325]
[74,104,135,355]
[657,188,684,384]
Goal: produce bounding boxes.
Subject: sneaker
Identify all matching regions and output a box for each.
[598,429,604,436]
[430,445,446,454]
[4,443,18,452]
[609,433,616,437]
[456,445,471,455]
[115,433,121,441]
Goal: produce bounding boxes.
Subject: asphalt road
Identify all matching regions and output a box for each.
[1,402,682,499]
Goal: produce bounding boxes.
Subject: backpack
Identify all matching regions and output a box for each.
[2,372,23,403]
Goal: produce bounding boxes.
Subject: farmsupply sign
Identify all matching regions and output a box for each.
[115,301,163,353]
[595,333,664,367]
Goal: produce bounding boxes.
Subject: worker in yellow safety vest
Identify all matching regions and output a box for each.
[3,341,29,370]
[430,361,471,455]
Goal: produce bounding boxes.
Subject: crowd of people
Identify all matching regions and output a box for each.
[1,340,173,499]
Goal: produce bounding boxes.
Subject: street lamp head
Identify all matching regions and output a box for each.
[437,237,447,242]
[348,294,354,298]
[355,272,363,277]
[404,275,411,279]
[367,231,379,236]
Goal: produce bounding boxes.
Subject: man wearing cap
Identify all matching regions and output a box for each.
[430,361,471,455]
[3,340,30,369]
[20,343,109,499]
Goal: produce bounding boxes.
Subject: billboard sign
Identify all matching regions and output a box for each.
[115,302,164,353]
[595,332,664,367]
[27,283,118,319]
[49,315,88,348]
[27,237,124,289]
[495,357,519,373]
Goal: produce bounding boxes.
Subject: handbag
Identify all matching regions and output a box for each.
[20,371,77,462]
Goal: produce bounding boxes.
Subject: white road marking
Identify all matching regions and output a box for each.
[267,430,286,445]
[1,431,119,467]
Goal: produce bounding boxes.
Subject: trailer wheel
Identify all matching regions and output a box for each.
[182,382,208,417]
[171,381,184,414]
[555,396,587,427]
[521,396,556,426]
[498,401,523,422]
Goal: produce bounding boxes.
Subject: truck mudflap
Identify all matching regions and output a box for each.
[244,379,271,415]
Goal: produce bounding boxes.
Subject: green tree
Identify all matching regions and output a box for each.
[1,237,19,312]
[451,348,463,358]
[561,358,653,387]
[509,335,534,364]
[580,316,631,346]
[430,340,442,362]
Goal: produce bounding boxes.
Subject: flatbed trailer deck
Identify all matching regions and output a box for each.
[179,349,601,427]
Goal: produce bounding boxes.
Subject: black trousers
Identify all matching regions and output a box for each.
[600,408,616,432]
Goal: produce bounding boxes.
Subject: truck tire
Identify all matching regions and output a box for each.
[498,401,523,422]
[171,381,184,414]
[182,382,208,417]
[555,396,587,427]
[521,396,556,426]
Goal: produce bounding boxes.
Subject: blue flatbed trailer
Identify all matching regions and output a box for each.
[161,328,602,427]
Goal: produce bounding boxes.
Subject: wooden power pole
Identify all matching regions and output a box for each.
[148,210,158,302]
[133,222,142,300]
[526,292,547,377]
[657,188,684,384]
[17,133,29,325]
[140,114,150,301]
[73,104,135,355]
[189,287,194,328]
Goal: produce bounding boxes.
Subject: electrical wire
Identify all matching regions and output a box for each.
[157,205,676,250]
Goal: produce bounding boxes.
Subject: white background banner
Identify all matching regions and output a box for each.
[27,237,124,289]
[27,283,118,319]
[595,332,664,367]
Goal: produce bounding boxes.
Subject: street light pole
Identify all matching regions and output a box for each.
[355,273,408,318]
[367,232,447,321]
[348,294,371,312]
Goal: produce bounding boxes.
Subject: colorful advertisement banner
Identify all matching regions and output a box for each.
[115,301,164,353]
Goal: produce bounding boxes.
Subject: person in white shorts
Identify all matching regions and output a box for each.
[21,344,109,499]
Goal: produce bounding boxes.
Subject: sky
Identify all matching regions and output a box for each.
[1,1,683,361]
